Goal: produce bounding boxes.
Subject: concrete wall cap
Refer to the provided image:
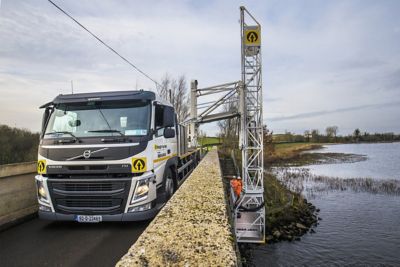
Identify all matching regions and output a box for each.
[117,149,238,266]
[0,162,36,178]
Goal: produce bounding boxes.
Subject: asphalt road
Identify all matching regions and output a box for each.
[0,217,149,267]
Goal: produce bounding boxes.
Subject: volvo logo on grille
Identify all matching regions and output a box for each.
[83,150,91,159]
[66,147,108,161]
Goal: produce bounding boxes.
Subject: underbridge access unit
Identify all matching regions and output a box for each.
[186,6,265,243]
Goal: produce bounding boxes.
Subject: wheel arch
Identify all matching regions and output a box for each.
[164,156,178,188]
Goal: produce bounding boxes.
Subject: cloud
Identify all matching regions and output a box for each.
[269,100,400,122]
[0,0,399,135]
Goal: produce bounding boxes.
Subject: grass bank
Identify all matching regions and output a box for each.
[266,142,323,165]
[198,136,221,146]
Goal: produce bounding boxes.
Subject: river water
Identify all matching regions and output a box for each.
[251,143,400,266]
[307,143,400,180]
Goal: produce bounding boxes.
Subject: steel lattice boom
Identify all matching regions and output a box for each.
[234,6,265,243]
[187,6,265,243]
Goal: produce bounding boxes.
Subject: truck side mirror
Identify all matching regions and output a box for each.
[164,128,175,138]
[163,106,175,127]
[41,107,51,136]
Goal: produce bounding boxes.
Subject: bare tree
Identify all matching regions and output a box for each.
[172,76,189,122]
[158,73,171,101]
[217,95,240,152]
[311,129,320,142]
[353,128,361,142]
[304,130,311,142]
[326,126,338,142]
[158,74,189,122]
[217,96,239,139]
[263,125,275,161]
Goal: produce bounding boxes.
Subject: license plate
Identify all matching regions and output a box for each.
[75,215,102,223]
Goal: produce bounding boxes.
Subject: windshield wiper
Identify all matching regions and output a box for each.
[88,129,125,136]
[45,131,80,142]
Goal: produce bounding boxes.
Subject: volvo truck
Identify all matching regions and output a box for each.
[35,90,199,222]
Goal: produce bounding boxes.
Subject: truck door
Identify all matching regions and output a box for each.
[153,105,177,182]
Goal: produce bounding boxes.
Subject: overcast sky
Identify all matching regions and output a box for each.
[0,0,399,135]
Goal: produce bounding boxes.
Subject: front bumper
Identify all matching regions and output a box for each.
[36,171,158,219]
[38,204,162,222]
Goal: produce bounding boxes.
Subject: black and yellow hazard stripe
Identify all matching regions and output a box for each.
[153,153,177,163]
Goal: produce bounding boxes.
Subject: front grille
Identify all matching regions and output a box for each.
[67,165,108,171]
[47,173,132,179]
[48,179,131,215]
[51,182,125,192]
[45,164,137,179]
[64,199,116,207]
[56,198,122,213]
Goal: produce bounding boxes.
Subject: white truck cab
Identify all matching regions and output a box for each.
[35,90,199,222]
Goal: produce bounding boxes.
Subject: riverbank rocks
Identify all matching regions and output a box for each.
[116,149,238,267]
[264,200,320,243]
[296,223,307,230]
[273,230,281,239]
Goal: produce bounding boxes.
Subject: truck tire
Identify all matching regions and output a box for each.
[163,168,175,201]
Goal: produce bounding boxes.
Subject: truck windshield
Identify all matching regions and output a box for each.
[44,101,150,138]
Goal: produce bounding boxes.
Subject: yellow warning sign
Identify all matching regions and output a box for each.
[244,27,261,46]
[132,157,147,173]
[37,160,46,174]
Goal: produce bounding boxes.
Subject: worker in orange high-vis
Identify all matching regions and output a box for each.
[230,179,242,197]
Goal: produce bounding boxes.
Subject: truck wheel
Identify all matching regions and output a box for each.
[164,168,175,200]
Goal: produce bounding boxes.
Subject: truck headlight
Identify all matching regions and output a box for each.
[131,178,150,203]
[36,180,48,202]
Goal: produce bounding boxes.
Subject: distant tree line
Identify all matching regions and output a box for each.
[273,126,400,143]
[0,125,39,165]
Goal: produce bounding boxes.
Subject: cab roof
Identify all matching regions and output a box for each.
[40,90,172,108]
